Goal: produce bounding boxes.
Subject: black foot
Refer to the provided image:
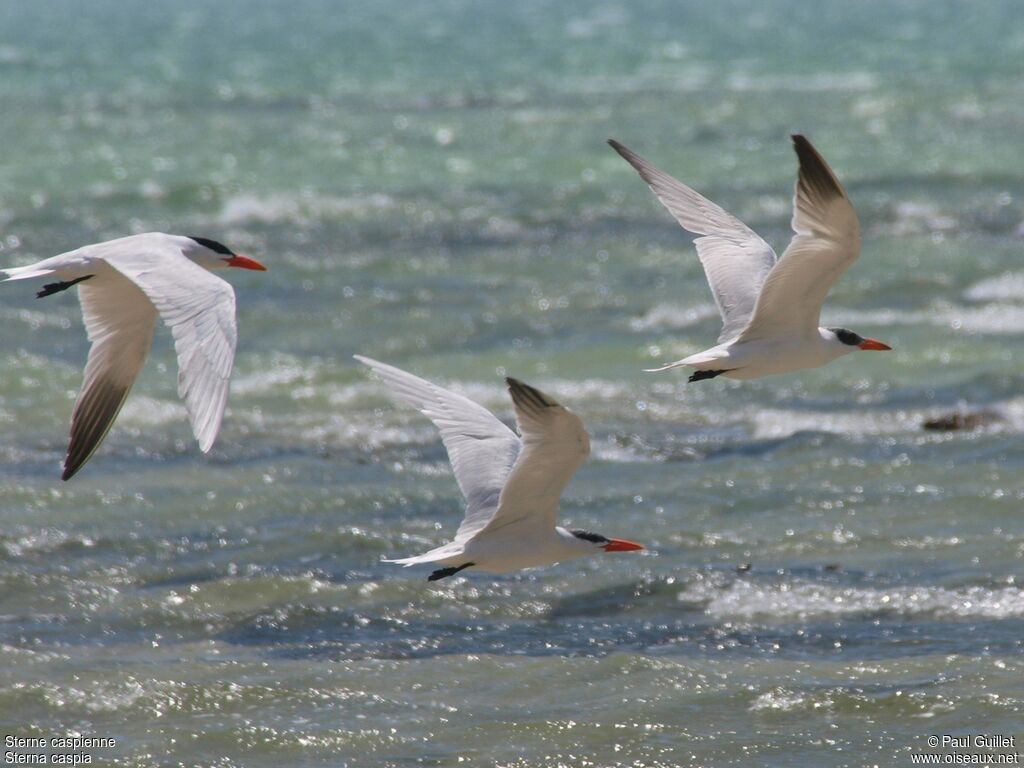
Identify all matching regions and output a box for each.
[688,369,730,383]
[36,275,93,298]
[428,562,474,581]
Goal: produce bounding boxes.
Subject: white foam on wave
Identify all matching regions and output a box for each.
[684,577,1024,621]
[873,200,958,236]
[2,527,74,558]
[0,306,75,331]
[298,374,669,455]
[821,306,934,328]
[829,301,1024,335]
[749,688,810,712]
[217,192,394,226]
[726,71,877,92]
[118,396,187,427]
[591,436,666,464]
[297,415,437,452]
[40,678,151,714]
[750,407,920,439]
[634,299,1024,337]
[564,7,629,39]
[629,303,719,333]
[453,377,639,412]
[232,362,315,396]
[991,396,1024,432]
[625,299,1024,339]
[964,271,1024,303]
[944,303,1024,335]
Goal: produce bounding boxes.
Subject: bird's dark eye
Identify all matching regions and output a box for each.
[571,529,609,544]
[828,327,863,347]
[187,236,235,256]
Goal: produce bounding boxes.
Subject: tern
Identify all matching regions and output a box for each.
[609,135,891,381]
[356,356,644,580]
[1,232,266,480]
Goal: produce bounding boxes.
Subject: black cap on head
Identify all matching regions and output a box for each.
[570,529,609,544]
[188,236,235,256]
[829,327,864,347]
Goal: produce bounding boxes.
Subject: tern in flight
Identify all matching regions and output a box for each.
[1,232,266,479]
[356,356,644,580]
[609,134,891,381]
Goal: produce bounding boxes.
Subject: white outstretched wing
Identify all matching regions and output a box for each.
[355,356,521,542]
[609,139,777,342]
[103,242,238,452]
[738,135,861,342]
[64,276,158,480]
[475,378,590,538]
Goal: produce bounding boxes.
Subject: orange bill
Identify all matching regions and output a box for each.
[603,538,645,552]
[858,338,891,351]
[227,255,268,271]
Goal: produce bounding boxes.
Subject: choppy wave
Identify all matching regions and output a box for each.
[118,396,189,427]
[680,575,1024,621]
[725,71,878,92]
[5,1,1024,764]
[750,406,920,438]
[872,200,959,236]
[631,298,1024,339]
[0,306,76,331]
[628,303,720,332]
[217,192,395,226]
[965,271,1024,303]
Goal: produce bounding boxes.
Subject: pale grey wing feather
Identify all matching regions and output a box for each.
[104,250,237,451]
[609,139,777,341]
[355,356,521,542]
[738,135,861,342]
[64,276,158,480]
[694,237,776,342]
[477,379,590,538]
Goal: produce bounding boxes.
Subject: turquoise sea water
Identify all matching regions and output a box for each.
[2,1,1024,765]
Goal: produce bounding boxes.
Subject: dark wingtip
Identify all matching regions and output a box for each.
[791,134,818,157]
[62,443,90,481]
[61,449,88,481]
[60,380,131,483]
[505,376,531,392]
[790,134,819,163]
[790,134,845,200]
[606,139,664,187]
[607,138,632,160]
[790,135,823,170]
[506,377,558,409]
